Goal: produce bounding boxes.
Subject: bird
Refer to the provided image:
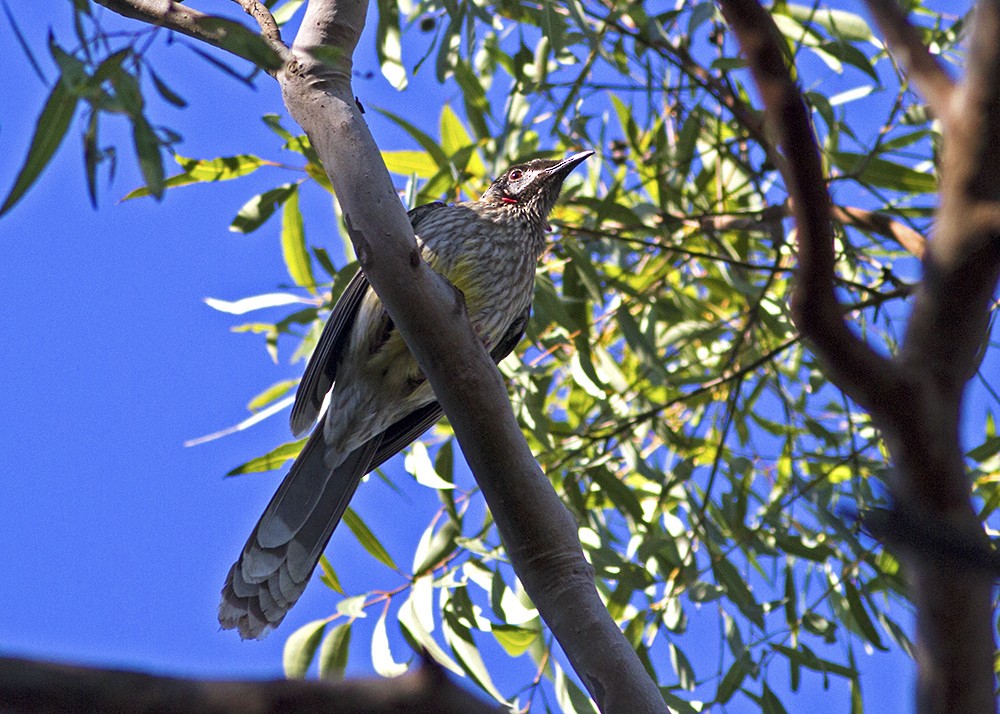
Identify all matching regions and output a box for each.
[219,150,593,639]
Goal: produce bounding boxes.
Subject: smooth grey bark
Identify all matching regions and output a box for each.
[276,3,667,711]
[89,0,668,710]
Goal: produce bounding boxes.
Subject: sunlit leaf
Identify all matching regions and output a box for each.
[283,619,327,678]
[343,508,399,570]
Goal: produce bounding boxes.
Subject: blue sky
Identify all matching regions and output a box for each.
[1,1,987,711]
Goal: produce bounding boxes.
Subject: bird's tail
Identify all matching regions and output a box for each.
[219,427,381,639]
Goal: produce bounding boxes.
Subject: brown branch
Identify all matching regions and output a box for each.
[861,0,957,120]
[832,205,927,259]
[0,656,500,714]
[716,0,904,423]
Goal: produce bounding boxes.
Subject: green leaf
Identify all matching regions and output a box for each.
[440,104,473,156]
[197,16,284,72]
[968,435,1000,463]
[123,154,266,200]
[132,116,164,198]
[318,555,343,594]
[713,555,764,628]
[843,580,887,650]
[48,38,87,90]
[343,508,399,570]
[149,68,187,107]
[802,611,838,643]
[716,652,751,704]
[397,579,463,674]
[231,183,297,233]
[405,441,455,490]
[830,151,938,193]
[382,150,438,178]
[226,439,306,476]
[491,623,538,657]
[281,186,316,292]
[412,519,459,577]
[553,662,598,714]
[668,642,696,691]
[442,611,507,704]
[282,618,327,678]
[247,379,298,412]
[1,78,78,216]
[375,107,449,168]
[180,154,265,181]
[453,60,489,140]
[785,4,874,42]
[317,623,351,681]
[761,682,789,714]
[272,0,306,25]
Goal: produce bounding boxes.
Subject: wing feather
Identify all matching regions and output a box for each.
[289,202,449,437]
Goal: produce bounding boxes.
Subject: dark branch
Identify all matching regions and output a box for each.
[0,656,500,714]
[716,0,904,422]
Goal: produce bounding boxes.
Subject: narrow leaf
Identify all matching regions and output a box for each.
[283,619,327,678]
[131,116,165,198]
[317,623,351,681]
[1,78,78,216]
[372,606,408,677]
[281,186,316,292]
[204,292,312,314]
[343,508,399,570]
[231,183,296,233]
[226,438,305,476]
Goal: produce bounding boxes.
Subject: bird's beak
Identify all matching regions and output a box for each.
[544,150,594,180]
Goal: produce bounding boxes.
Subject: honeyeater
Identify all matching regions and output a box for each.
[219,151,593,638]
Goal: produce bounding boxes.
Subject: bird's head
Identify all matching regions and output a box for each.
[481,150,593,223]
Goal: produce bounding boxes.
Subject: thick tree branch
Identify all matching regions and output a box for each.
[0,656,499,714]
[861,0,957,120]
[94,0,291,72]
[275,1,666,711]
[716,0,904,423]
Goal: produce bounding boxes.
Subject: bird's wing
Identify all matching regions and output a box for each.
[289,202,449,437]
[289,267,369,437]
[367,302,532,472]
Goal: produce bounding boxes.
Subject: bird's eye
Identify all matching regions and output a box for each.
[508,169,523,181]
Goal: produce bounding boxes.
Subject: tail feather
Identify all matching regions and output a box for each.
[255,428,338,550]
[219,428,382,639]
